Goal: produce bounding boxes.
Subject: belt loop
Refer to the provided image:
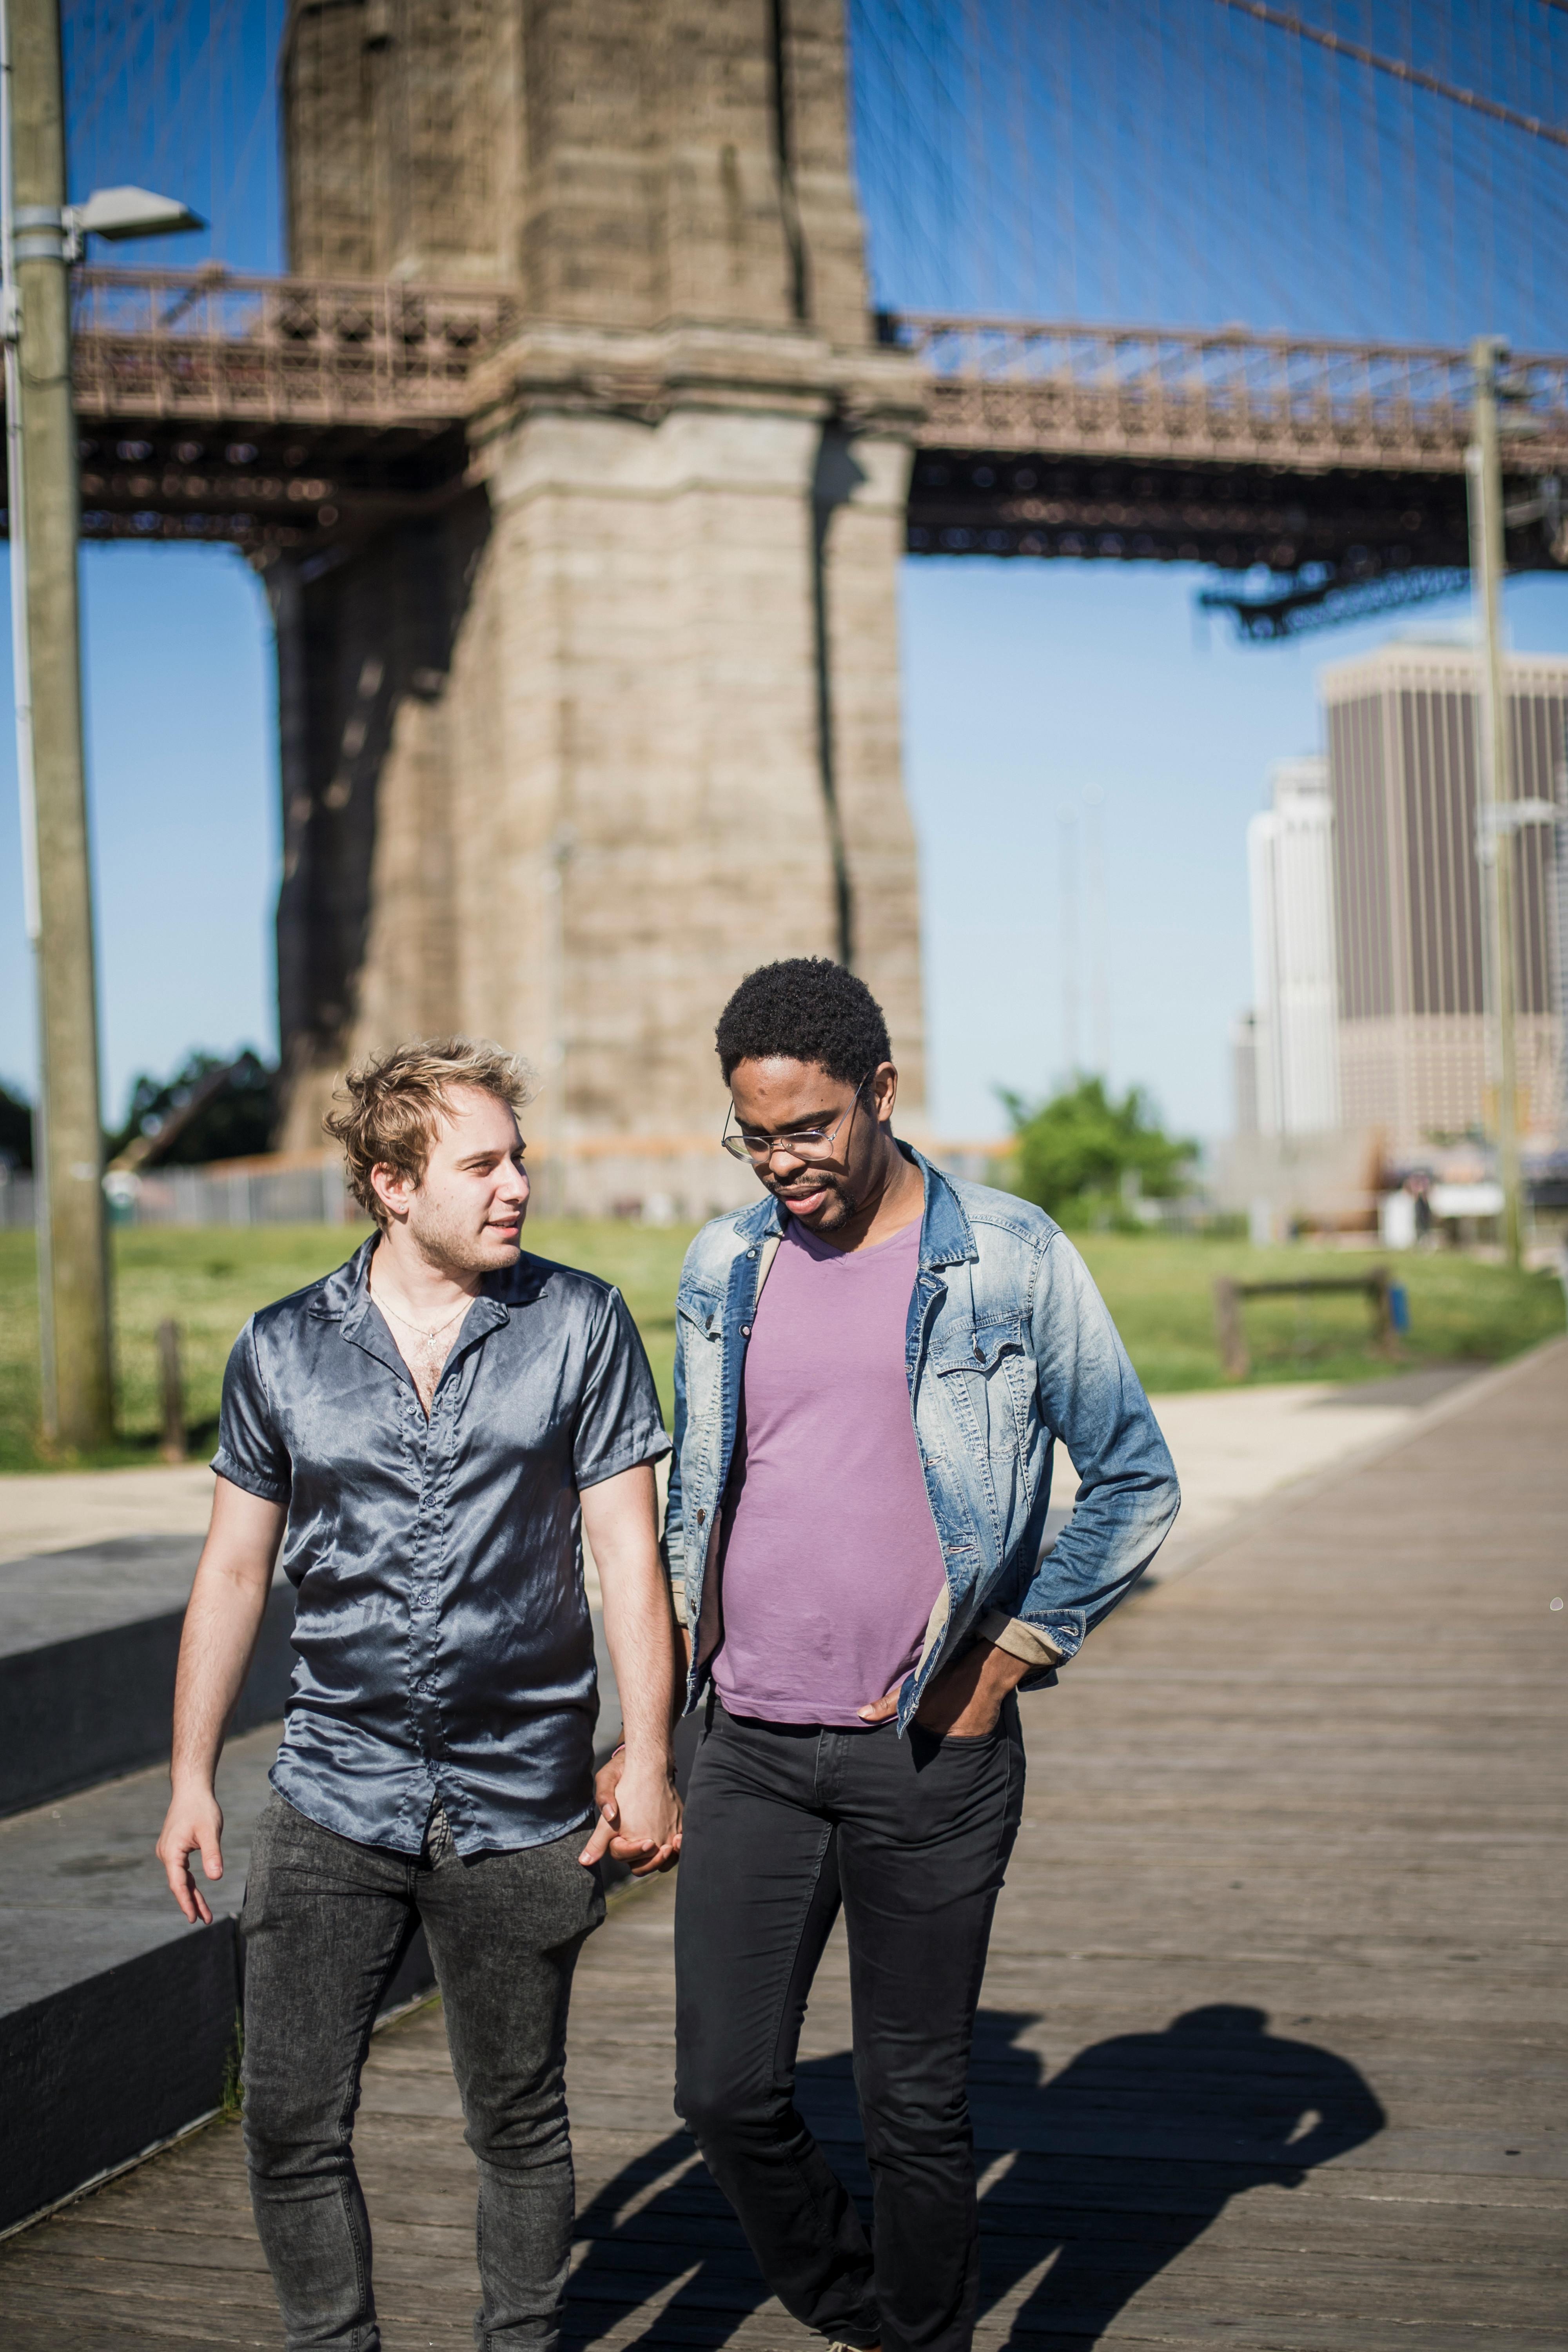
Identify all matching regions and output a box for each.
[703,1682,717,1734]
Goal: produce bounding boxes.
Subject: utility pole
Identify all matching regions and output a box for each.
[4,0,113,1446]
[1466,336,1523,1271]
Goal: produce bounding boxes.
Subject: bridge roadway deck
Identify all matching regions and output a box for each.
[47,274,1568,611]
[2,1340,1563,2350]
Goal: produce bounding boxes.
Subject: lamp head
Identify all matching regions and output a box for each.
[71,186,205,243]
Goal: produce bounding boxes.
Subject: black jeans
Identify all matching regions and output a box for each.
[673,1697,1025,2352]
[240,1793,605,2352]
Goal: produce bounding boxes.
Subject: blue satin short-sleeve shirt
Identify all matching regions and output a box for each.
[212,1236,670,1858]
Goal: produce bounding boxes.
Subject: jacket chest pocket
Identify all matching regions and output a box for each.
[929,1313,1033,1452]
[930,1312,1025,1379]
[677,1288,725,1425]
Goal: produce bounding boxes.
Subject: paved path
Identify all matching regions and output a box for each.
[1135,1364,1474,1572]
[0,1462,215,1565]
[3,1341,1563,2349]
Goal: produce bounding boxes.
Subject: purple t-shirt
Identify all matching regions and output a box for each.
[711,1216,946,1728]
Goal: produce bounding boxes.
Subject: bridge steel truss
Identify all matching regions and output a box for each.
[62,269,519,555]
[901,316,1568,634]
[20,270,1568,635]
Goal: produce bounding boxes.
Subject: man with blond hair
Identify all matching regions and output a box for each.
[156,1036,679,2352]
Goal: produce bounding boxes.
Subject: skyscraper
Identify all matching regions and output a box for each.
[1247,758,1341,1136]
[1322,639,1566,1156]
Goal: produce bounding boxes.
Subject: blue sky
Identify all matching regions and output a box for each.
[848,1,1568,347]
[0,547,277,1122]
[4,3,1568,1140]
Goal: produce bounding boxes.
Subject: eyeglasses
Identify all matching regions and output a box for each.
[721,1075,871,1163]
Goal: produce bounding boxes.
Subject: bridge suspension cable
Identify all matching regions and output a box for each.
[1212,0,1568,151]
[848,2,1568,353]
[54,5,1568,354]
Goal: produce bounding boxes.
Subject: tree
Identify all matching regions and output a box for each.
[1001,1076,1195,1227]
[0,1080,33,1170]
[105,1050,277,1169]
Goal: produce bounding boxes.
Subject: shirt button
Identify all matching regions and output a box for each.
[741,1323,751,1336]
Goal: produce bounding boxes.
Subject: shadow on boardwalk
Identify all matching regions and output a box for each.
[567,2005,1386,2348]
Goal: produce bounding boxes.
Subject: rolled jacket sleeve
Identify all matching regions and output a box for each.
[976,1608,1064,1671]
[211,1317,292,1504]
[572,1287,672,1490]
[1009,1232,1180,1666]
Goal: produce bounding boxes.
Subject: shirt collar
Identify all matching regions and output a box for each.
[910,1146,978,1269]
[308,1231,515,1356]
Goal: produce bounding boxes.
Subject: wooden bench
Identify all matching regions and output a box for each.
[1212,1266,1395,1381]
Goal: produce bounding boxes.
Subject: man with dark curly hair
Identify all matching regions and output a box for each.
[156,1037,681,2352]
[598,959,1179,2352]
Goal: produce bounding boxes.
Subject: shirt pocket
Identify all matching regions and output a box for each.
[675,1286,726,1445]
[929,1310,1027,1379]
[676,1284,725,1342]
[929,1313,1034,1476]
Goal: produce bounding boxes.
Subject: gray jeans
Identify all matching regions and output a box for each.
[240,1793,605,2352]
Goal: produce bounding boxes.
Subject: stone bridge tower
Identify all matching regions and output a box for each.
[275,0,926,1209]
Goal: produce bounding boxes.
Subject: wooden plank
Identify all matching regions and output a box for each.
[0,1341,1563,2348]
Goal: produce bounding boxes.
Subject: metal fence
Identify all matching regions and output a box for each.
[0,1161,368,1230]
[899,315,1568,471]
[106,1162,367,1227]
[71,267,519,426]
[0,1168,35,1229]
[69,269,1568,466]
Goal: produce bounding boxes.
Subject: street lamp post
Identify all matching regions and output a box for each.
[5,0,110,1447]
[1466,336,1524,1271]
[2,0,200,1448]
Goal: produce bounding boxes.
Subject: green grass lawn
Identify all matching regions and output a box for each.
[0,1220,694,1473]
[1,1216,1560,1472]
[1072,1232,1562,1392]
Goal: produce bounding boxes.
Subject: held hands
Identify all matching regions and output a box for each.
[856,1637,1028,1738]
[156,1782,226,1925]
[581,1747,682,1877]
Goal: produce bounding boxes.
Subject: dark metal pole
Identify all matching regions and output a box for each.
[1466,336,1524,1270]
[5,0,114,1446]
[156,1317,185,1463]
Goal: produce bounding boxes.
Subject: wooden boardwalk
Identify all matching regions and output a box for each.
[4,1340,1564,2350]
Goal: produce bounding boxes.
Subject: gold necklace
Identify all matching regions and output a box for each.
[371,1283,473,1343]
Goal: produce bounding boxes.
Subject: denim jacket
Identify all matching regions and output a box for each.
[661,1147,1180,1731]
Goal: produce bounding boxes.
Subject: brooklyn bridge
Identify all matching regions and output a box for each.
[17,0,1568,1191]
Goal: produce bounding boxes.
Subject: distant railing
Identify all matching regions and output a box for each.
[69,267,519,426]
[46,276,1568,471]
[894,314,1568,469]
[21,272,1568,501]
[102,1161,368,1229]
[0,1168,34,1229]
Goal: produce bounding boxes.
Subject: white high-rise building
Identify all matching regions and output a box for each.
[1248,757,1341,1136]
